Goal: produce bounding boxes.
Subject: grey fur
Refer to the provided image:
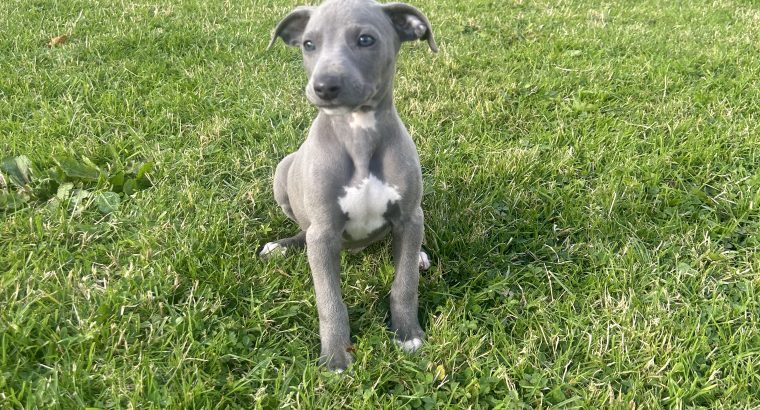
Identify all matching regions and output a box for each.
[265,0,436,371]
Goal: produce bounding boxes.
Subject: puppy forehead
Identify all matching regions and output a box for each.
[308,0,389,29]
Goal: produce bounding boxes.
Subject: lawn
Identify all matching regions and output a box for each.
[2,0,759,408]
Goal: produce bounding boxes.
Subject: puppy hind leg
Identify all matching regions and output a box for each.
[274,153,297,221]
[259,231,306,258]
[261,154,305,258]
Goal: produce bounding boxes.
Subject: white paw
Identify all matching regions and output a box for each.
[259,242,286,258]
[395,337,423,353]
[418,251,430,270]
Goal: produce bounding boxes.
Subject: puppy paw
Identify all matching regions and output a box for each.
[418,251,431,270]
[319,344,354,372]
[392,323,425,353]
[394,337,424,353]
[259,242,287,258]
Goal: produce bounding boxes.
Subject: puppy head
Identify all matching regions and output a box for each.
[268,0,436,112]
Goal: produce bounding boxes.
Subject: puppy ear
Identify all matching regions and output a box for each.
[382,3,437,52]
[267,6,314,50]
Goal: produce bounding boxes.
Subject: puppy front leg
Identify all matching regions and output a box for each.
[390,207,426,352]
[306,225,353,371]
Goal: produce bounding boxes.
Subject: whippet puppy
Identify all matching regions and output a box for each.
[265,0,437,371]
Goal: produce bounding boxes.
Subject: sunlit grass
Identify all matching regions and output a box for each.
[1,0,759,407]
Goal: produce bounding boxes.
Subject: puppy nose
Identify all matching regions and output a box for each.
[313,81,341,100]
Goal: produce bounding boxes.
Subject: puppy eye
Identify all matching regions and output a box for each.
[357,34,375,47]
[303,40,316,51]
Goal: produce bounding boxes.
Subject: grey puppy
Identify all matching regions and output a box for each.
[265,0,437,371]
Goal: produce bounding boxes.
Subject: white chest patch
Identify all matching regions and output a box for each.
[338,174,401,240]
[349,111,377,131]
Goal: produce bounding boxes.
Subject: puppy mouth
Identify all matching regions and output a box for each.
[306,83,377,114]
[316,103,374,116]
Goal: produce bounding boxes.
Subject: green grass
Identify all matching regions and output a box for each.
[2,0,760,407]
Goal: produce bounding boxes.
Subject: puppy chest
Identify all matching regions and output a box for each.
[338,174,401,240]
